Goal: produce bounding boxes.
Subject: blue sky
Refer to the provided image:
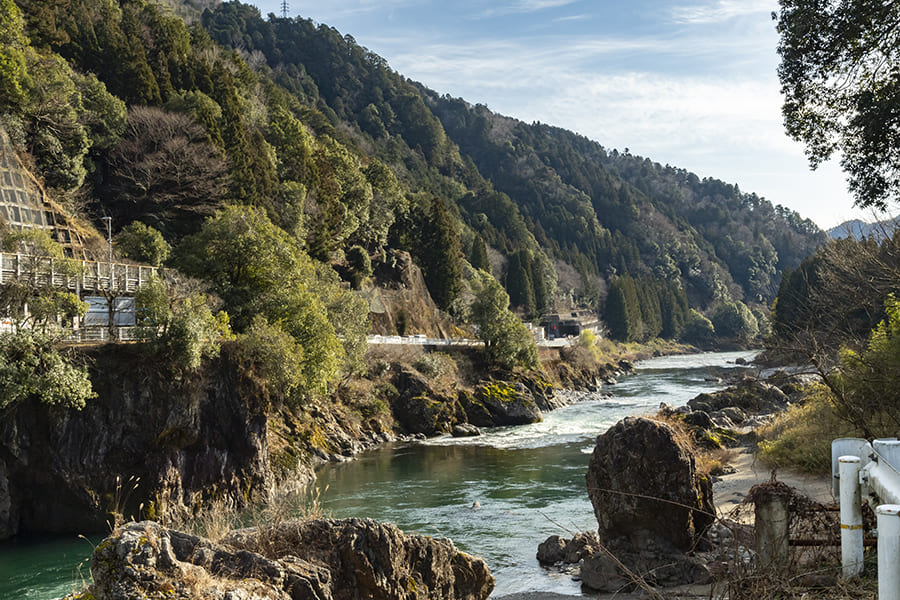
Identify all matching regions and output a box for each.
[251,0,883,229]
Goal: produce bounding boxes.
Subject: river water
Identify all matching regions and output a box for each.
[0,350,755,599]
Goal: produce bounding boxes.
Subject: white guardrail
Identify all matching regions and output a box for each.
[833,437,900,598]
[367,335,482,346]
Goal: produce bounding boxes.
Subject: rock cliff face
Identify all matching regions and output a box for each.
[0,344,273,540]
[80,519,494,600]
[366,250,457,338]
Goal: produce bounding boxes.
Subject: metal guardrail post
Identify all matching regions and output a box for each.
[877,505,900,600]
[833,438,869,497]
[840,455,864,578]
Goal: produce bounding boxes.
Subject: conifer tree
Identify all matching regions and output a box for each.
[506,251,536,316]
[469,234,490,272]
[605,279,631,341]
[419,197,463,310]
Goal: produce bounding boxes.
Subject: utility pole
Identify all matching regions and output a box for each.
[101,216,115,340]
[280,0,289,19]
[102,216,112,290]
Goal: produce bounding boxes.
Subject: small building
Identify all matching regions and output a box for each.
[539,311,602,339]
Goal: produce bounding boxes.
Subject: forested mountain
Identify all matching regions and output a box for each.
[2,0,825,346]
[827,217,900,240]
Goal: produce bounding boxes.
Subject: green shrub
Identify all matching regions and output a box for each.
[235,316,305,405]
[0,330,95,410]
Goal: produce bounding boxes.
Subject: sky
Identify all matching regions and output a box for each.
[251,0,887,230]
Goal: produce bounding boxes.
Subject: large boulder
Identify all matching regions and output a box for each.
[582,417,714,590]
[81,519,494,600]
[468,381,542,426]
[586,417,714,551]
[687,377,789,415]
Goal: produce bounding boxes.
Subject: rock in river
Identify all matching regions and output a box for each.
[582,416,714,590]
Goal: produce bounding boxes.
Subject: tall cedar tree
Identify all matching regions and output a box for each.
[419,197,463,310]
[605,280,631,341]
[506,251,536,316]
[469,234,490,272]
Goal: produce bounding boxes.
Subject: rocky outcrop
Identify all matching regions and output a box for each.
[81,519,494,600]
[387,365,559,434]
[366,250,455,338]
[468,381,542,426]
[688,376,790,415]
[582,416,714,591]
[0,344,275,540]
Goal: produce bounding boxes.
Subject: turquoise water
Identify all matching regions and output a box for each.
[0,534,98,599]
[315,350,756,596]
[0,350,755,598]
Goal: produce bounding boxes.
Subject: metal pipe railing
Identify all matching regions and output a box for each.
[839,455,864,577]
[834,437,900,598]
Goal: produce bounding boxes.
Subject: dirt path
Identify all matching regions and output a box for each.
[713,448,833,517]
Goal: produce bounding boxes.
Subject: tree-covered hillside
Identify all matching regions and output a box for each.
[3,0,825,350]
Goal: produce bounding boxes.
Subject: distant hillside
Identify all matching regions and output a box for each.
[827,217,900,240]
[3,0,827,344]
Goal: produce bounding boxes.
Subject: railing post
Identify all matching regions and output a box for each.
[833,438,869,497]
[840,455,864,578]
[878,504,900,600]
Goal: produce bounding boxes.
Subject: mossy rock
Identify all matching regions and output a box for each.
[474,381,542,426]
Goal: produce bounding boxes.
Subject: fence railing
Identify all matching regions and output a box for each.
[834,438,900,598]
[61,326,141,343]
[0,253,159,294]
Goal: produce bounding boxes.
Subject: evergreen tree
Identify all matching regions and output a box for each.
[418,197,463,310]
[469,234,490,272]
[506,250,536,316]
[605,279,631,341]
[636,278,662,340]
[620,275,643,341]
[659,283,689,339]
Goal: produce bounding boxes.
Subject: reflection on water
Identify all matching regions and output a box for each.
[0,350,755,599]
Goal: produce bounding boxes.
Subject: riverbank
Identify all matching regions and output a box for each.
[496,445,835,600]
[1,350,757,599]
[712,447,833,516]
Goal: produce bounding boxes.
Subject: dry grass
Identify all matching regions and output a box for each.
[756,383,860,474]
[650,412,737,479]
[166,484,329,544]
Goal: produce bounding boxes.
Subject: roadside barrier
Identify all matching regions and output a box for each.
[834,437,900,599]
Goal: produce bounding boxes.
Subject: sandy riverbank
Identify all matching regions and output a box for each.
[713,447,833,516]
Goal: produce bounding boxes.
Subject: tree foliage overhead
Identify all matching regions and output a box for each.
[775,0,900,210]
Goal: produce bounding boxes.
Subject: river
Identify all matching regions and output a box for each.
[0,350,755,599]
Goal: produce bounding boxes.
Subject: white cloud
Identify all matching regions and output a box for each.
[479,0,581,17]
[671,0,774,24]
[552,14,590,23]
